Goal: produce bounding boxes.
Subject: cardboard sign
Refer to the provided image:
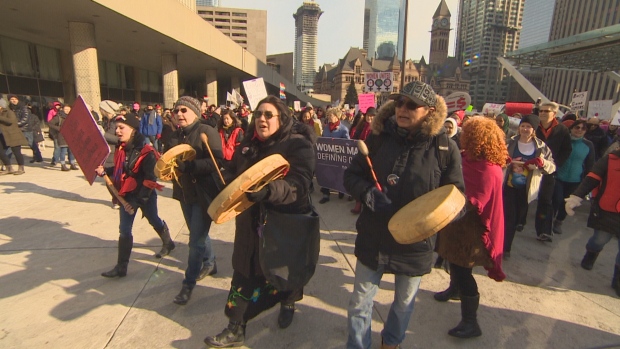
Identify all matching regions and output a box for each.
[571,91,588,110]
[242,77,267,110]
[358,94,376,114]
[611,109,620,126]
[293,101,301,112]
[444,92,471,113]
[587,100,613,120]
[482,103,505,115]
[364,72,394,93]
[315,138,358,193]
[60,95,110,185]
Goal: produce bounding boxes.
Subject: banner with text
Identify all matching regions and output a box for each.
[571,91,588,111]
[587,100,613,120]
[315,137,358,193]
[364,72,394,93]
[445,92,471,113]
[60,95,110,185]
[242,77,268,110]
[358,93,376,113]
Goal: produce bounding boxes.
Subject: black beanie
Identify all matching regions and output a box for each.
[520,114,540,131]
[174,96,202,118]
[114,113,140,130]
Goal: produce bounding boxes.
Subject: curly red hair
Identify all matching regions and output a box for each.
[460,117,508,167]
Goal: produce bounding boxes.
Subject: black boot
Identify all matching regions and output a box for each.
[434,280,460,302]
[580,251,599,270]
[612,265,620,297]
[173,284,193,305]
[154,221,175,258]
[448,294,482,338]
[204,321,246,348]
[101,236,133,278]
[278,303,295,329]
[197,260,218,281]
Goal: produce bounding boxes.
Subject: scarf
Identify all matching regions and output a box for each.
[540,118,559,139]
[112,143,127,190]
[328,120,340,132]
[220,127,243,160]
[112,143,163,199]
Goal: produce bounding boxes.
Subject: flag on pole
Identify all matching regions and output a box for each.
[232,89,244,107]
[279,82,286,100]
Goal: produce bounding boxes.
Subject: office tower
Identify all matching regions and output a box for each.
[519,0,555,49]
[196,0,219,6]
[294,1,323,91]
[541,0,620,106]
[363,0,406,60]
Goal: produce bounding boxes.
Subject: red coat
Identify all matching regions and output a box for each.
[220,127,243,161]
[462,154,506,281]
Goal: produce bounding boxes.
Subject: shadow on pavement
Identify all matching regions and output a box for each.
[0,181,112,207]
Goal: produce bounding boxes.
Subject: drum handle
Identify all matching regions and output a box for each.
[357,140,382,192]
[200,133,227,186]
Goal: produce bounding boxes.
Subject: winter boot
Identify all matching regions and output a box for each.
[350,201,362,214]
[448,294,482,338]
[380,337,400,349]
[101,235,133,278]
[154,221,175,258]
[204,321,246,348]
[552,219,563,234]
[580,251,599,271]
[612,265,620,297]
[61,164,70,172]
[278,303,295,329]
[13,165,25,175]
[173,284,193,305]
[434,280,460,302]
[70,163,79,170]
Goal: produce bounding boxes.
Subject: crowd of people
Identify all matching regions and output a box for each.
[1,83,619,348]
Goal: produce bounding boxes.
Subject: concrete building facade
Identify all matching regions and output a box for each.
[540,0,620,108]
[456,0,525,109]
[363,0,406,60]
[197,6,267,62]
[294,1,323,91]
[267,53,294,84]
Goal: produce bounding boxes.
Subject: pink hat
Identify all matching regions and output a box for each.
[132,102,140,110]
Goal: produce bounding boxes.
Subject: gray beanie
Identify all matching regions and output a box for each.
[174,96,202,117]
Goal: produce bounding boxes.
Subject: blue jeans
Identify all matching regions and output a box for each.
[586,229,620,266]
[347,260,422,349]
[58,147,75,165]
[23,131,43,161]
[118,191,164,238]
[145,136,159,152]
[180,202,215,287]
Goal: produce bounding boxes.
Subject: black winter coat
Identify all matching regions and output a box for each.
[536,121,572,168]
[344,99,464,276]
[48,112,68,147]
[228,117,316,278]
[169,121,224,206]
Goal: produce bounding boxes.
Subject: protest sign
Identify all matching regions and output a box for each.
[482,103,505,115]
[364,72,394,93]
[611,109,620,126]
[293,101,301,112]
[242,78,267,110]
[358,93,376,113]
[60,95,110,185]
[315,138,358,193]
[444,92,471,113]
[587,100,613,120]
[344,104,350,110]
[571,91,588,110]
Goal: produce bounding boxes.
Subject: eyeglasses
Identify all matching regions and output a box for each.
[253,110,279,120]
[173,107,188,114]
[539,109,553,113]
[573,125,586,130]
[395,97,420,110]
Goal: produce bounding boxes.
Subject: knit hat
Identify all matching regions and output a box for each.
[365,107,377,116]
[174,96,201,118]
[388,81,437,107]
[99,100,120,115]
[0,98,7,109]
[114,113,140,130]
[520,114,540,131]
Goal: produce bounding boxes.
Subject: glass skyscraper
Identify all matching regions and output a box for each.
[363,0,405,60]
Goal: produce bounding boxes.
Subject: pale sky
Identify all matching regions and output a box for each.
[220,0,460,66]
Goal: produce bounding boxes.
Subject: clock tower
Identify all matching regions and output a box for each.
[429,0,451,67]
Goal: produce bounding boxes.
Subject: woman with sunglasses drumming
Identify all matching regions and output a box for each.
[204,96,317,348]
[551,119,595,234]
[168,96,224,305]
[95,113,172,278]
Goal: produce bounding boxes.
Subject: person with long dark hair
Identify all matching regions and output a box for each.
[217,109,244,167]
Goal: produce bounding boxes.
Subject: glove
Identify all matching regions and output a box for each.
[176,160,194,173]
[246,186,270,203]
[564,195,583,216]
[505,157,512,165]
[156,134,161,139]
[525,157,544,170]
[363,187,392,212]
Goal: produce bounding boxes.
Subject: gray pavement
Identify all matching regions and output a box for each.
[1,144,620,349]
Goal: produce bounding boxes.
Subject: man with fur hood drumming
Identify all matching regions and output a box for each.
[344,81,464,349]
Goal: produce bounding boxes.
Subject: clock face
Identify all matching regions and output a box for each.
[441,18,449,27]
[433,19,439,28]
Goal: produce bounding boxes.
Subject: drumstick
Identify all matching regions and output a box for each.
[200,133,226,186]
[357,140,382,192]
[102,173,135,215]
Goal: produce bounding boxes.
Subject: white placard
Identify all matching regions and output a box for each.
[482,103,505,115]
[571,91,588,111]
[587,100,613,120]
[444,92,472,113]
[364,72,394,93]
[293,101,301,112]
[344,104,350,110]
[242,78,268,111]
[611,109,620,126]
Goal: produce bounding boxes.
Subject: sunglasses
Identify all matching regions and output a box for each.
[173,107,188,114]
[395,97,420,110]
[539,109,553,113]
[573,125,586,130]
[253,110,279,120]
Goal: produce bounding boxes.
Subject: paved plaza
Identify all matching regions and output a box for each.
[1,144,620,349]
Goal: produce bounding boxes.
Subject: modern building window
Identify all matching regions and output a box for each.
[232,19,247,24]
[36,45,61,81]
[232,12,247,17]
[215,18,230,22]
[215,11,230,16]
[0,36,34,77]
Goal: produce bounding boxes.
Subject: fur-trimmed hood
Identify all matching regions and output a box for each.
[371,95,448,137]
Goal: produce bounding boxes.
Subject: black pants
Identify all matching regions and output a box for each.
[224,270,303,323]
[450,263,478,297]
[503,186,529,252]
[552,179,580,221]
[0,136,24,166]
[535,174,555,236]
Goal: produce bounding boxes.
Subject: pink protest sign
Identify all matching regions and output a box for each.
[60,95,110,185]
[358,93,376,113]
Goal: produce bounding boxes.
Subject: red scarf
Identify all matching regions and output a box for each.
[540,118,559,139]
[220,127,243,160]
[359,122,371,141]
[329,120,340,132]
[113,144,163,200]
